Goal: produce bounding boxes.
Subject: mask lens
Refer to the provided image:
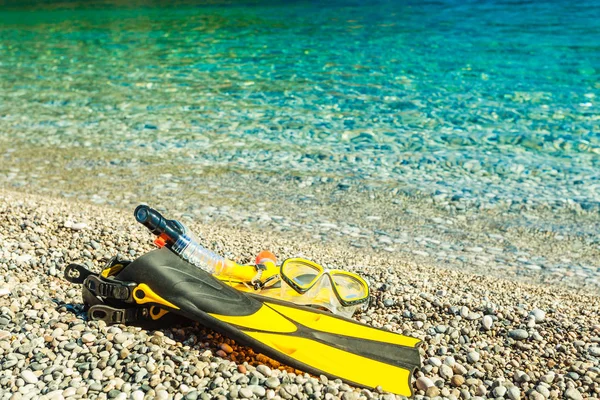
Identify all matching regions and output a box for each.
[281,260,322,291]
[331,273,368,303]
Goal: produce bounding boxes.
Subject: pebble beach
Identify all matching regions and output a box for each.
[0,190,599,400]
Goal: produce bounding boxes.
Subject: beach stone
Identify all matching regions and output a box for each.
[156,390,169,400]
[588,347,600,357]
[82,333,96,343]
[507,386,521,400]
[541,372,555,384]
[220,343,233,354]
[113,333,127,344]
[383,299,395,307]
[89,383,103,392]
[475,384,486,396]
[20,370,38,384]
[492,385,507,398]
[135,368,148,383]
[451,375,465,387]
[467,352,480,363]
[265,377,280,389]
[239,387,253,399]
[131,391,144,400]
[443,356,455,367]
[426,386,440,397]
[250,385,266,397]
[536,385,550,398]
[564,388,583,400]
[69,222,88,230]
[482,315,493,330]
[508,329,529,340]
[256,365,272,377]
[529,391,545,400]
[428,357,442,367]
[530,309,546,323]
[415,377,434,391]
[185,391,198,400]
[440,364,453,379]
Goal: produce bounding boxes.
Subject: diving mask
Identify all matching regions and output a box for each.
[279,258,370,318]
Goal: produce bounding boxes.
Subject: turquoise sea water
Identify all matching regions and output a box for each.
[0,0,599,210]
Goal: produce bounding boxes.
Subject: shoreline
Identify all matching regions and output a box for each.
[0,141,598,294]
[0,189,599,399]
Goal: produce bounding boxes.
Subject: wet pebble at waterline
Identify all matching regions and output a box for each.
[0,191,599,399]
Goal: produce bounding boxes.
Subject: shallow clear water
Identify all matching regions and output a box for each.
[0,0,599,209]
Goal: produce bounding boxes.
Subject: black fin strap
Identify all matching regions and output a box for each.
[88,304,153,325]
[84,275,138,303]
[64,263,95,284]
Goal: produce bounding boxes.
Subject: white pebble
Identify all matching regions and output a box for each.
[415,376,434,391]
[81,333,96,343]
[482,315,493,330]
[21,370,38,384]
[530,308,546,323]
[131,390,144,400]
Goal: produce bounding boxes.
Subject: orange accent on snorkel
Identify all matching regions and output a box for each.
[154,236,167,248]
[256,250,277,265]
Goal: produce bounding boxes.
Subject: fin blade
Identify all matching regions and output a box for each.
[267,302,421,348]
[245,331,414,396]
[210,305,298,333]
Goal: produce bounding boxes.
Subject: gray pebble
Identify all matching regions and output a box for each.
[439,364,453,379]
[507,386,521,400]
[239,387,253,398]
[466,351,480,363]
[536,385,550,398]
[428,357,442,367]
[250,385,266,397]
[492,385,507,398]
[265,377,280,389]
[256,365,272,377]
[588,347,600,357]
[564,388,583,400]
[185,391,199,400]
[508,329,529,340]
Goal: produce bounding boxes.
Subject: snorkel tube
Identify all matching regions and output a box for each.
[134,205,270,284]
[134,205,228,274]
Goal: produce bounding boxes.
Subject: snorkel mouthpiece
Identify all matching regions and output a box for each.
[134,205,185,245]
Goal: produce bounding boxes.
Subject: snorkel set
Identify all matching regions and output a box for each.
[132,205,370,318]
[64,205,421,397]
